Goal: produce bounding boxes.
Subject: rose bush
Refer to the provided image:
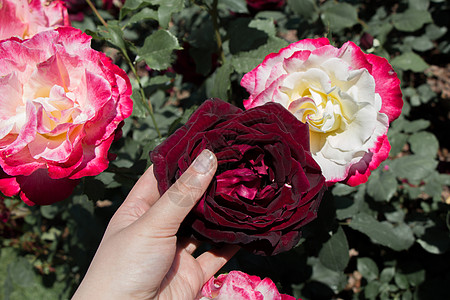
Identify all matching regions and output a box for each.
[151,99,325,255]
[197,271,297,300]
[0,27,133,205]
[241,38,403,185]
[0,0,70,40]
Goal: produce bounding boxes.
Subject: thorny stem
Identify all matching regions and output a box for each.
[86,0,161,138]
[122,53,161,138]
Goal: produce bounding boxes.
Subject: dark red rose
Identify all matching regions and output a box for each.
[151,99,325,255]
[246,0,285,11]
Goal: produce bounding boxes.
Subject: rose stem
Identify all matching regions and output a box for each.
[86,0,108,28]
[208,0,225,64]
[85,0,161,138]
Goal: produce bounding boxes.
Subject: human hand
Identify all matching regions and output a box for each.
[72,149,239,300]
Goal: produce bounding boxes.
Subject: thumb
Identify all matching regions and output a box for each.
[134,149,217,237]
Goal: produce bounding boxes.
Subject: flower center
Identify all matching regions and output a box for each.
[283,90,347,134]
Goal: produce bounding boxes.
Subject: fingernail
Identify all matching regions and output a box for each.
[192,149,215,174]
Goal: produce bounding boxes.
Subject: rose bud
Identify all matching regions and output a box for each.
[360,32,374,50]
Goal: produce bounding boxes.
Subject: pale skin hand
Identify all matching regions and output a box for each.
[72,149,239,300]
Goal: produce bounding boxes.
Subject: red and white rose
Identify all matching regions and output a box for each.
[0,27,133,205]
[0,0,70,40]
[241,38,403,185]
[198,271,297,300]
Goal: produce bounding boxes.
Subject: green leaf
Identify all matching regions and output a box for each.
[153,106,182,132]
[320,2,358,32]
[232,36,288,73]
[167,106,196,135]
[439,174,450,185]
[417,83,436,104]
[408,0,430,10]
[405,269,425,286]
[394,273,410,289]
[308,257,348,293]
[385,209,406,223]
[388,131,408,156]
[416,227,450,254]
[153,0,184,28]
[149,74,174,86]
[402,290,413,300]
[123,0,148,10]
[126,7,159,25]
[366,8,393,45]
[402,85,421,106]
[71,16,96,32]
[380,267,395,283]
[249,19,276,36]
[403,119,430,133]
[357,257,379,281]
[389,155,438,183]
[332,184,358,196]
[350,213,415,251]
[98,21,127,52]
[96,172,121,188]
[334,196,358,220]
[423,172,443,201]
[411,36,434,52]
[319,226,350,272]
[131,89,148,118]
[391,52,429,72]
[365,280,382,299]
[7,258,36,287]
[41,227,62,242]
[206,62,233,100]
[218,0,248,14]
[335,185,370,220]
[392,9,432,32]
[40,205,59,219]
[425,24,447,40]
[404,184,421,199]
[408,131,439,157]
[288,0,319,21]
[72,194,95,215]
[137,30,182,70]
[367,169,397,202]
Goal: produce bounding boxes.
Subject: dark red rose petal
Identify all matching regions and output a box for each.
[150,98,325,255]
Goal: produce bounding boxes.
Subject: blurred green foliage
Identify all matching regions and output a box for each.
[1,0,449,299]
